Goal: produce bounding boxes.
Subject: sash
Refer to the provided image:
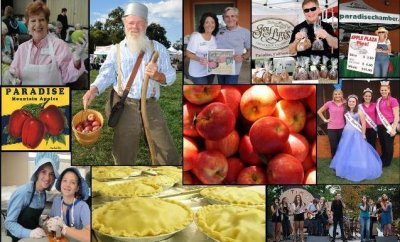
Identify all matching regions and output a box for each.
[358,104,377,131]
[345,112,362,133]
[376,97,393,134]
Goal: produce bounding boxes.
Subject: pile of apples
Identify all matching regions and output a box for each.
[75,113,101,133]
[183,85,316,185]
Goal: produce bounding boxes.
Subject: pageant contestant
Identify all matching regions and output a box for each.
[376,81,399,167]
[359,88,378,148]
[330,94,382,182]
[317,81,346,157]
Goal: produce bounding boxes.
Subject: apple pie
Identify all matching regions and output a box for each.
[92,166,138,180]
[195,204,265,242]
[101,181,162,197]
[135,175,176,190]
[200,187,265,206]
[93,197,193,237]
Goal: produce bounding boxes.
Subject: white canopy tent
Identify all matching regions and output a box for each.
[339,0,400,32]
[94,46,113,56]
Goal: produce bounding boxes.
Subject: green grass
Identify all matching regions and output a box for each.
[317,158,400,184]
[71,70,182,165]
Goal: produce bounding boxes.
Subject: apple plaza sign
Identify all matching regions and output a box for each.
[252,18,294,51]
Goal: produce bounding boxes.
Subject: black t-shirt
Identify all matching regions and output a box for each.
[289,20,338,58]
[331,200,344,219]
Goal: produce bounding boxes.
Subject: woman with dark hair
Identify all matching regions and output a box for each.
[330,95,382,182]
[271,198,282,242]
[45,167,90,242]
[359,88,378,148]
[281,197,291,240]
[5,153,60,242]
[186,12,219,84]
[292,195,305,242]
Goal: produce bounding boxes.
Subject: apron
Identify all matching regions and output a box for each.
[375,42,390,62]
[6,183,46,242]
[21,35,63,85]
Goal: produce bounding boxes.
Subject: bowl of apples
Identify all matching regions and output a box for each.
[72,109,104,145]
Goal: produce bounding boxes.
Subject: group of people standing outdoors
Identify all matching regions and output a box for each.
[317,81,399,182]
[271,193,394,242]
[186,7,250,84]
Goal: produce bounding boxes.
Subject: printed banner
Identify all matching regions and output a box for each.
[1,87,71,151]
[252,15,298,59]
[346,33,378,74]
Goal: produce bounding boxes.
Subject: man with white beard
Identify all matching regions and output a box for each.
[83,2,180,165]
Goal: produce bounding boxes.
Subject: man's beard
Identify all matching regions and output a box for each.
[126,31,147,53]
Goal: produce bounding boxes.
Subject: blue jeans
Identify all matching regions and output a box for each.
[374,54,389,77]
[217,75,239,84]
[360,217,370,240]
[190,75,215,84]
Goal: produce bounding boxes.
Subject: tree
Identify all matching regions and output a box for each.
[93,21,103,30]
[89,29,113,54]
[146,23,171,48]
[104,7,125,44]
[173,38,183,51]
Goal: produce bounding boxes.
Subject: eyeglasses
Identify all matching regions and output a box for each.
[303,7,317,13]
[378,32,385,34]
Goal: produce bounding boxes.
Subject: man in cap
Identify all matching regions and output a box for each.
[5,152,60,242]
[82,2,180,165]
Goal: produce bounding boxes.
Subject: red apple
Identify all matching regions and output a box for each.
[282,133,309,163]
[267,153,304,184]
[273,100,306,133]
[237,166,267,184]
[234,85,251,94]
[304,85,316,113]
[195,102,235,140]
[302,153,315,172]
[38,105,65,136]
[192,150,228,184]
[183,136,198,171]
[304,168,316,184]
[303,114,316,142]
[214,86,241,118]
[183,85,221,105]
[183,102,203,137]
[239,135,263,165]
[277,85,314,100]
[8,109,33,138]
[269,85,282,100]
[183,171,193,184]
[205,129,239,157]
[311,141,316,164]
[249,117,289,155]
[224,157,245,184]
[240,85,277,122]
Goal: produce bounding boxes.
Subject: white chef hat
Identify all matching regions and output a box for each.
[124,2,148,22]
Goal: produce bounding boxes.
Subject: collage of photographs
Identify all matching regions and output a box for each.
[0,0,398,242]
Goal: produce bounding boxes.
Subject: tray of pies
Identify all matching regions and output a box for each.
[200,187,265,206]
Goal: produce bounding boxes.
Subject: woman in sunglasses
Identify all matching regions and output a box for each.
[288,0,338,57]
[374,27,392,78]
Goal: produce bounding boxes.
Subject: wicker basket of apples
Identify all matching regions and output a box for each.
[72,109,104,145]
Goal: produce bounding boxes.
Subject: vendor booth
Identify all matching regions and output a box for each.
[339,0,400,77]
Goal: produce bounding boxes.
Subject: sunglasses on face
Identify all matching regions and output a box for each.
[303,7,317,13]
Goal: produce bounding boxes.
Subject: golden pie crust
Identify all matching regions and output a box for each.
[93,197,193,237]
[101,181,162,197]
[200,187,265,206]
[195,205,265,242]
[135,175,176,188]
[93,166,136,180]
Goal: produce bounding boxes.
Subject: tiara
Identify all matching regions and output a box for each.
[333,79,343,90]
[363,88,373,94]
[380,81,390,86]
[348,94,358,101]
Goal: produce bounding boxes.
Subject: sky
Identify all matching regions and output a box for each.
[90,0,182,43]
